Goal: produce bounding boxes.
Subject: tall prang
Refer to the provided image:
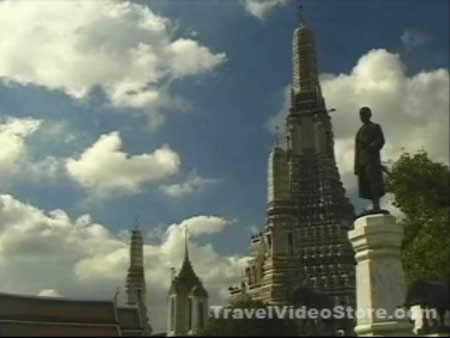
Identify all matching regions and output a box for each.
[230,7,356,311]
[126,222,152,336]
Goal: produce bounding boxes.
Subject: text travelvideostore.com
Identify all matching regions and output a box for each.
[209,305,438,321]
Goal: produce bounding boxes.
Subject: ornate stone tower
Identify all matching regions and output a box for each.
[287,7,356,308]
[126,223,152,336]
[127,226,145,306]
[167,228,209,336]
[230,7,355,312]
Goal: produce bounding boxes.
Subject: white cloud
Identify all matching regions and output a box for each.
[0,117,42,179]
[0,194,247,332]
[401,29,433,50]
[0,0,226,127]
[0,118,184,195]
[268,49,449,212]
[0,118,87,185]
[380,193,404,220]
[160,173,219,198]
[168,215,234,237]
[66,131,181,196]
[244,0,290,20]
[37,289,62,297]
[0,118,200,200]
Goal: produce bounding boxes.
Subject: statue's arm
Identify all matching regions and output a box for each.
[354,132,359,175]
[370,124,385,151]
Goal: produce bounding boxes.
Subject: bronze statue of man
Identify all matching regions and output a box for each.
[354,106,386,212]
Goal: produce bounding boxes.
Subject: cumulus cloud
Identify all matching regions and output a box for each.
[0,194,247,332]
[167,215,234,238]
[243,0,290,20]
[0,117,86,185]
[160,173,220,198]
[0,117,202,200]
[268,49,449,209]
[0,117,42,179]
[0,0,226,127]
[66,131,180,196]
[0,117,186,197]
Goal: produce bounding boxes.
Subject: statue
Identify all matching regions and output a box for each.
[354,106,387,214]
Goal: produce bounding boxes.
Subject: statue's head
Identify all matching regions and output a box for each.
[359,106,372,123]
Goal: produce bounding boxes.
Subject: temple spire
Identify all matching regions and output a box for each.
[133,215,140,231]
[184,225,189,262]
[298,3,310,29]
[167,225,209,336]
[292,3,320,96]
[275,126,281,148]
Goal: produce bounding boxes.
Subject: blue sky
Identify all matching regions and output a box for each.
[0,0,448,331]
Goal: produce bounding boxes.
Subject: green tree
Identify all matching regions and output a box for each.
[385,150,450,284]
[196,299,298,337]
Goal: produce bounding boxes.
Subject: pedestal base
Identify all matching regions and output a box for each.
[355,209,390,220]
[355,321,414,337]
[355,321,414,336]
[348,214,413,337]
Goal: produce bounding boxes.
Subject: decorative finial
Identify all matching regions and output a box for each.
[134,215,140,231]
[275,126,280,147]
[184,224,189,260]
[298,2,303,22]
[298,2,310,28]
[113,286,120,304]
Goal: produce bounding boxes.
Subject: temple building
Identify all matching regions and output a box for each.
[0,223,152,337]
[167,228,209,336]
[230,7,356,315]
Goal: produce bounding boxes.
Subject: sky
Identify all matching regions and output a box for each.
[0,0,448,332]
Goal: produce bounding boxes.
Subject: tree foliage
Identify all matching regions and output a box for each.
[385,150,450,284]
[196,299,298,337]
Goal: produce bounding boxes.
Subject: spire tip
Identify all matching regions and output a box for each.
[297,2,309,28]
[133,215,141,231]
[275,126,281,147]
[184,224,190,261]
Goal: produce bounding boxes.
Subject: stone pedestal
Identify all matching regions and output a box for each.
[348,214,413,336]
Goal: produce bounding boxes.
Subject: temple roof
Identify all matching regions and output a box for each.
[0,321,121,337]
[0,292,117,324]
[190,284,208,297]
[0,292,145,337]
[168,228,207,297]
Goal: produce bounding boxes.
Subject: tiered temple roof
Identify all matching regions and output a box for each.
[169,230,208,298]
[0,292,144,337]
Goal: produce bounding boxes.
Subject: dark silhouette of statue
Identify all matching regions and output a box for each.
[354,107,387,213]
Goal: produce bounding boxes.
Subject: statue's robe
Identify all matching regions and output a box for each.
[354,121,385,200]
